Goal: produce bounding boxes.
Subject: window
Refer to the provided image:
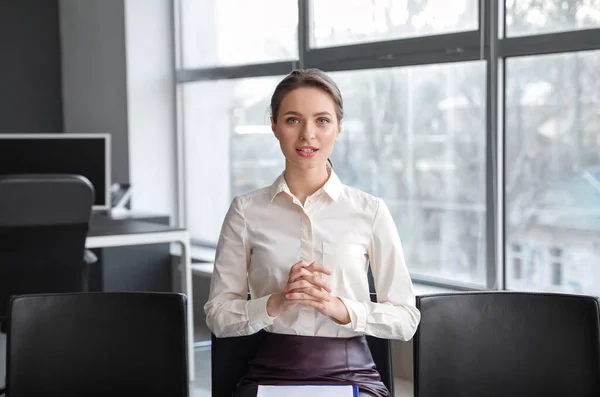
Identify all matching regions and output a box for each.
[310,0,479,48]
[179,0,298,68]
[175,1,600,292]
[505,50,600,294]
[328,62,486,284]
[505,0,600,37]
[181,76,283,243]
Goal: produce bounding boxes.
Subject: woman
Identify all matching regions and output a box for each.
[204,68,420,397]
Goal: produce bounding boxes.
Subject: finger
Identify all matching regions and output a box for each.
[290,299,327,311]
[308,275,332,292]
[286,288,330,302]
[289,260,312,274]
[305,263,332,276]
[286,275,332,293]
[288,299,327,310]
[288,267,317,283]
[284,291,318,301]
[284,280,314,291]
[287,267,307,283]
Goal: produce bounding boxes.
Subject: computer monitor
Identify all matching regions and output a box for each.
[0,133,111,210]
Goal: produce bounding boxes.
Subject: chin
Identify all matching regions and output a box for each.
[288,157,326,170]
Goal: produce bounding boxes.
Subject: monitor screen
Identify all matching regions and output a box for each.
[0,134,111,209]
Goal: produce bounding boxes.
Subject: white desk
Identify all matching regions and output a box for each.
[86,217,195,382]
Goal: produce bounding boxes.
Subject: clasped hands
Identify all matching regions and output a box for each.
[266,260,351,325]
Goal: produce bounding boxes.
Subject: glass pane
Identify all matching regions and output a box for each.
[311,0,479,48]
[328,62,487,285]
[505,50,600,294]
[179,0,298,68]
[505,0,600,36]
[182,76,284,242]
[183,63,487,285]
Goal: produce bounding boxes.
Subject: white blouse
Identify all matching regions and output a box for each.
[204,169,420,340]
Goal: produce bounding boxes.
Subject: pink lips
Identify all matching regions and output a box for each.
[296,146,319,158]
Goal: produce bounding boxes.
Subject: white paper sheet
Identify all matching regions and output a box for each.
[257,384,357,397]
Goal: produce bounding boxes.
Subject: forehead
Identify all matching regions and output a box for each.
[279,87,337,113]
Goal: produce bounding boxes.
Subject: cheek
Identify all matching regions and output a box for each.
[275,126,296,143]
[319,126,339,142]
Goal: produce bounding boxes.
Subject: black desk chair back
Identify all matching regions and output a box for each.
[414,291,600,397]
[5,292,189,397]
[0,174,94,328]
[211,293,394,397]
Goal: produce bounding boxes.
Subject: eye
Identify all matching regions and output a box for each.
[317,118,330,125]
[285,117,300,124]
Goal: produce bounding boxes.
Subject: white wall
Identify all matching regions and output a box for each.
[124,0,177,219]
[182,80,233,241]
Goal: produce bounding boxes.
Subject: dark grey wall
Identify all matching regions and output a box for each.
[59,0,130,184]
[0,0,63,133]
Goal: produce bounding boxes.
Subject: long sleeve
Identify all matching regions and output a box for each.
[204,196,276,338]
[338,198,421,340]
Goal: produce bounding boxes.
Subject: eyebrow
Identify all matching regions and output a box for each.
[282,111,333,118]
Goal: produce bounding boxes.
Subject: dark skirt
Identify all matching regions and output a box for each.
[233,332,391,397]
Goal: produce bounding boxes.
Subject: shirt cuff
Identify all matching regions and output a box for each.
[337,297,368,333]
[246,294,277,331]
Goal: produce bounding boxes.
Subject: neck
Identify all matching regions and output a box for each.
[283,162,330,205]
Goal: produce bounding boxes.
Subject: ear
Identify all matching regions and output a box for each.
[336,120,343,140]
[271,117,279,140]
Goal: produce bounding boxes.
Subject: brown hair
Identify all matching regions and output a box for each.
[270,68,343,124]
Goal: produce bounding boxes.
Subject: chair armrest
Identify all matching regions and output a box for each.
[83,249,97,265]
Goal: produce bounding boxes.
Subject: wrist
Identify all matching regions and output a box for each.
[332,297,351,325]
[266,293,281,317]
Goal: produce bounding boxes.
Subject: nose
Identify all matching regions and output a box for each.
[300,123,315,141]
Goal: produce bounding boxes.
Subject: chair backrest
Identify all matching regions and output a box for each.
[414,291,600,397]
[0,174,94,323]
[5,292,189,397]
[211,293,394,397]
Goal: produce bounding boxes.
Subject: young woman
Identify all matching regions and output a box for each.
[204,68,420,397]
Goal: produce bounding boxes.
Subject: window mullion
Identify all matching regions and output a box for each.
[297,0,310,69]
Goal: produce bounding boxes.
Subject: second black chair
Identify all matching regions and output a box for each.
[414,291,600,397]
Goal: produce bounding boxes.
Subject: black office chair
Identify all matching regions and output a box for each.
[414,291,600,397]
[3,292,189,397]
[0,174,96,330]
[211,293,394,397]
